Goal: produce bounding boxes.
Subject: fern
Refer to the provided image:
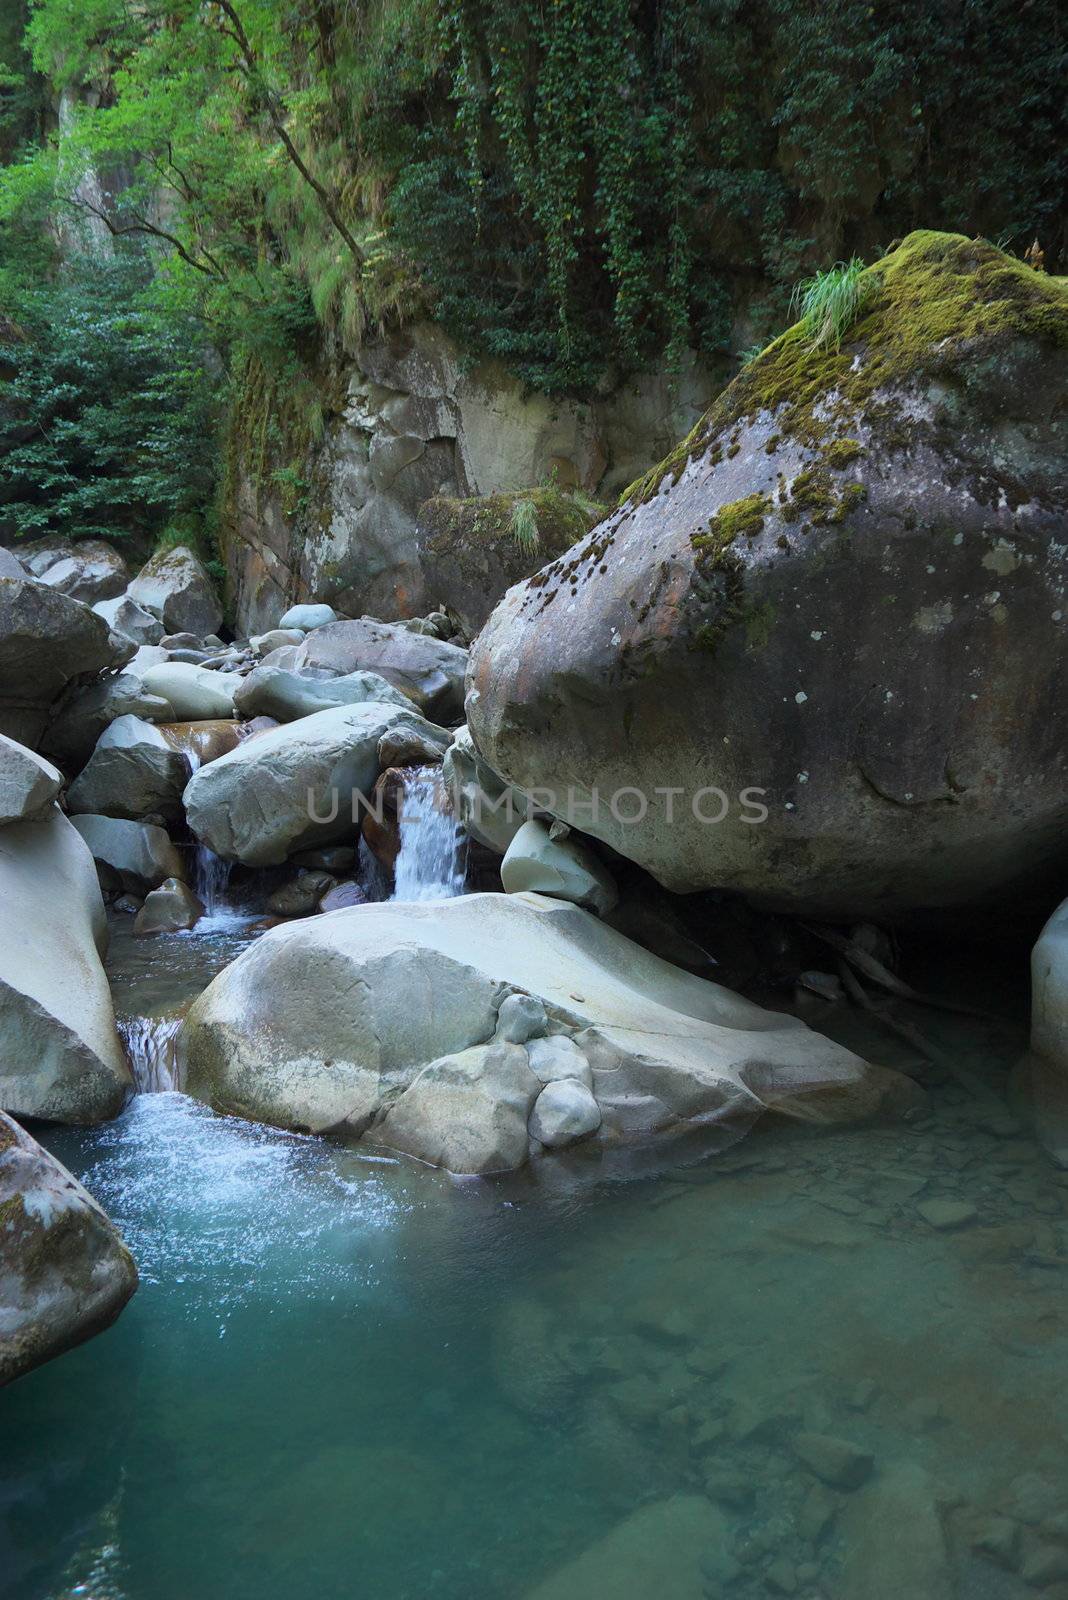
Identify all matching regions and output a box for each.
[510,497,540,555]
[791,258,872,349]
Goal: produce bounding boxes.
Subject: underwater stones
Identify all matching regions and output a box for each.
[792,1432,873,1490]
[529,1078,601,1147]
[184,701,447,865]
[180,892,916,1171]
[524,1494,729,1600]
[69,814,185,894]
[138,661,237,721]
[0,808,130,1123]
[467,233,1068,920]
[278,603,337,631]
[267,870,336,917]
[0,1109,138,1386]
[127,544,223,637]
[134,877,203,935]
[0,734,62,825]
[501,819,618,916]
[916,1197,977,1229]
[838,1464,950,1600]
[232,663,412,723]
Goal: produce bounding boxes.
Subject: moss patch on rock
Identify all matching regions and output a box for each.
[421,487,605,564]
[623,231,1068,506]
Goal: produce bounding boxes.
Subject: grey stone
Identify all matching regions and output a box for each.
[792,1432,874,1490]
[233,663,412,723]
[92,593,165,646]
[134,877,203,935]
[496,992,548,1044]
[67,715,192,821]
[69,814,185,893]
[0,734,62,825]
[916,1198,977,1229]
[0,575,123,747]
[39,540,129,604]
[529,1078,602,1147]
[139,661,237,720]
[525,1034,592,1086]
[128,545,222,636]
[278,603,337,631]
[501,818,618,916]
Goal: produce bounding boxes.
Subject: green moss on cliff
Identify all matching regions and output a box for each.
[421,487,605,563]
[622,232,1068,506]
[692,493,772,563]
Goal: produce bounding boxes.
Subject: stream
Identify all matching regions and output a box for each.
[3,861,1068,1598]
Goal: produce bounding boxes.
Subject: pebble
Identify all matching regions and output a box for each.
[916,1198,977,1229]
[792,1432,874,1491]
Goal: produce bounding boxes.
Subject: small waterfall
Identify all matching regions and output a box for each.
[390,766,466,902]
[193,844,232,917]
[120,1016,182,1094]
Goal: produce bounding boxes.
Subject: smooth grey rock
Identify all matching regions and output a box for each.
[0,1110,138,1386]
[278,603,337,631]
[92,593,165,646]
[376,1042,539,1174]
[838,1465,950,1600]
[0,546,25,578]
[180,893,916,1167]
[134,877,203,935]
[467,235,1068,919]
[69,814,185,894]
[12,537,74,577]
[525,1495,729,1600]
[792,1432,874,1490]
[0,576,123,748]
[501,818,618,916]
[0,734,62,825]
[39,540,129,604]
[250,628,305,657]
[127,545,222,637]
[289,618,468,722]
[139,661,236,720]
[67,715,191,821]
[529,1078,602,1146]
[916,1198,977,1229]
[43,671,173,774]
[442,724,532,854]
[525,1035,592,1086]
[184,701,449,865]
[233,663,411,724]
[0,809,131,1122]
[1031,896,1068,1163]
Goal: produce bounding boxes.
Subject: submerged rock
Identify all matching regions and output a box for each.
[524,1494,728,1600]
[127,544,223,638]
[0,1110,138,1386]
[467,233,1068,920]
[180,891,917,1172]
[0,808,130,1122]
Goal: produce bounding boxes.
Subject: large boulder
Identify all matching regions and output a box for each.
[92,593,165,647]
[232,663,411,724]
[0,1110,138,1386]
[0,734,62,825]
[127,544,223,637]
[69,814,185,894]
[0,575,123,748]
[417,488,604,636]
[42,669,172,774]
[501,818,618,916]
[0,546,25,578]
[183,701,449,865]
[442,724,534,854]
[0,808,131,1122]
[138,660,236,720]
[180,892,916,1172]
[285,618,468,722]
[66,715,238,820]
[39,540,129,605]
[467,234,1068,920]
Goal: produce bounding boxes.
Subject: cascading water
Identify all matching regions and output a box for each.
[119,1015,183,1093]
[390,766,466,902]
[193,845,233,917]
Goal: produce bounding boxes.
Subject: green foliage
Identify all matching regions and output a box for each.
[510,498,540,557]
[791,258,872,349]
[0,251,219,544]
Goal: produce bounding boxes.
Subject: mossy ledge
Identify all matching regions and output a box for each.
[420,487,604,561]
[621,231,1068,509]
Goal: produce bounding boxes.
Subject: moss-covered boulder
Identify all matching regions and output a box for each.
[0,1109,137,1386]
[418,488,605,636]
[467,233,1068,919]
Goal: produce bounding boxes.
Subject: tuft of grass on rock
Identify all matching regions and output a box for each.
[791,257,873,350]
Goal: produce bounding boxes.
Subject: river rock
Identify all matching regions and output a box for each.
[0,808,131,1122]
[0,734,62,825]
[184,701,448,865]
[267,870,336,917]
[838,1464,950,1600]
[792,1432,873,1490]
[92,593,165,647]
[42,670,173,775]
[180,892,917,1169]
[69,814,185,894]
[0,1110,138,1386]
[1030,895,1068,1164]
[526,1034,593,1086]
[278,603,337,631]
[466,234,1068,920]
[39,540,129,605]
[501,819,618,916]
[442,724,533,854]
[524,1494,729,1600]
[250,628,305,657]
[12,537,76,577]
[376,1042,540,1174]
[0,546,26,578]
[287,618,468,722]
[232,663,411,723]
[67,715,193,821]
[139,661,237,720]
[134,877,203,935]
[529,1078,602,1147]
[0,575,124,747]
[127,544,222,637]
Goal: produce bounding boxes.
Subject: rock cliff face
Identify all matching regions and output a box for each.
[224,323,711,635]
[466,233,1068,920]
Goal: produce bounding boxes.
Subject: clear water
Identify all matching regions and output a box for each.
[3,933,1067,1600]
[390,765,466,902]
[191,845,233,921]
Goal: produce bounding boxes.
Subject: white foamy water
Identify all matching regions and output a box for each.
[390,766,466,902]
[192,845,233,918]
[119,1015,183,1093]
